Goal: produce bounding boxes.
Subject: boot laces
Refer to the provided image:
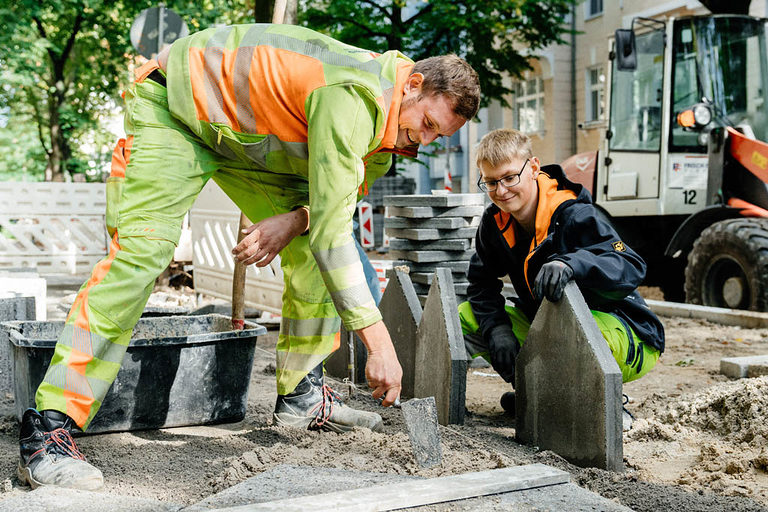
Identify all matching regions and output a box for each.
[32,428,86,462]
[314,384,342,428]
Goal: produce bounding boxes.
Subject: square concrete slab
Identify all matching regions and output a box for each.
[386,205,485,219]
[384,217,479,229]
[389,238,473,251]
[389,249,475,263]
[385,227,479,241]
[515,282,623,472]
[384,194,485,208]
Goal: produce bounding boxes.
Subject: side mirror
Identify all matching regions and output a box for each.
[614,29,637,71]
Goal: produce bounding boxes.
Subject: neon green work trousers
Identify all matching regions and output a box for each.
[35,77,341,430]
[458,301,659,383]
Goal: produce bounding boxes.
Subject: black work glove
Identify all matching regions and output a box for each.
[534,261,573,302]
[487,324,520,384]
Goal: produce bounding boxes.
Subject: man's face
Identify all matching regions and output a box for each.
[479,157,540,216]
[396,74,466,149]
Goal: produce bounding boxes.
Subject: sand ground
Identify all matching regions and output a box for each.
[0,285,767,511]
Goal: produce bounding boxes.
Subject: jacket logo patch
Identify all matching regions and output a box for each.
[612,241,626,252]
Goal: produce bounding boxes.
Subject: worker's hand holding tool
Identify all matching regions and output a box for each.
[487,323,519,383]
[232,207,309,266]
[534,260,573,302]
[357,320,403,406]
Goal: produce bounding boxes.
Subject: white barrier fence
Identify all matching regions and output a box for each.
[0,182,108,282]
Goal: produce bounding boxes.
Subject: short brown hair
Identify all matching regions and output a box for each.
[412,55,480,120]
[476,129,532,171]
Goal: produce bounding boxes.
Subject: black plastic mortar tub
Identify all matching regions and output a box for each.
[2,314,266,434]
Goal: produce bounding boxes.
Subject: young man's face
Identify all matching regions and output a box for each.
[479,157,540,217]
[396,74,466,149]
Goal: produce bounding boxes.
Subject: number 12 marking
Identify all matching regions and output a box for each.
[683,189,697,204]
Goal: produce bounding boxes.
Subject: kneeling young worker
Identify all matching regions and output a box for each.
[459,129,665,419]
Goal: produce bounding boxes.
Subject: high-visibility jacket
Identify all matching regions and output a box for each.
[154,23,418,330]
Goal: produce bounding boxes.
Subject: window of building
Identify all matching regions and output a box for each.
[585,0,603,19]
[514,77,544,134]
[585,65,605,122]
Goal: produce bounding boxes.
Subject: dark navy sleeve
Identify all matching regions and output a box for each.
[554,204,646,304]
[467,213,512,340]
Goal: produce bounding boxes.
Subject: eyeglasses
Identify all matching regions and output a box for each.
[477,159,529,192]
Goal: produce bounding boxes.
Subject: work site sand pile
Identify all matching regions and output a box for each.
[628,377,768,499]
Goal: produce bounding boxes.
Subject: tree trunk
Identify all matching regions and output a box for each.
[47,91,65,182]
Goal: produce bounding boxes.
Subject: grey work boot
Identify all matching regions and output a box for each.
[273,365,384,433]
[18,409,104,490]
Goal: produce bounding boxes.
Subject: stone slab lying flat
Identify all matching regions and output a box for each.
[384,216,479,229]
[384,193,485,208]
[389,249,475,263]
[184,465,416,511]
[211,464,569,512]
[392,260,470,274]
[387,205,485,219]
[646,299,768,328]
[380,269,422,398]
[1,486,183,512]
[386,227,478,241]
[516,282,623,472]
[492,482,634,511]
[413,268,466,425]
[720,355,768,378]
[410,272,469,286]
[412,281,468,296]
[389,238,473,251]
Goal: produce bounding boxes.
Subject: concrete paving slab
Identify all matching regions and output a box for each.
[389,238,473,251]
[392,260,470,274]
[183,465,416,511]
[380,268,422,398]
[414,268,466,425]
[401,396,442,468]
[473,482,634,511]
[720,355,768,378]
[0,297,36,397]
[0,277,46,321]
[410,272,469,286]
[389,249,475,263]
[748,364,768,377]
[385,227,478,241]
[412,281,468,296]
[384,194,485,208]
[209,464,569,512]
[0,486,183,512]
[516,282,623,472]
[387,205,485,218]
[384,217,479,229]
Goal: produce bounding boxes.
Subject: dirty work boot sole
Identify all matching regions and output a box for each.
[500,391,515,415]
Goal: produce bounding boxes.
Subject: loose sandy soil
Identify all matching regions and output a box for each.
[1,285,768,511]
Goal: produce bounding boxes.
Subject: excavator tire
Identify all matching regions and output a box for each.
[685,218,768,311]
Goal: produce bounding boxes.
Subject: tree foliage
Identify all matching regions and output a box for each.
[299,0,576,108]
[0,0,252,182]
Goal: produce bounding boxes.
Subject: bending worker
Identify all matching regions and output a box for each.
[19,23,480,490]
[459,129,664,420]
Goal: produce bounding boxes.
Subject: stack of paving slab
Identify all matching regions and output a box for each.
[384,193,485,304]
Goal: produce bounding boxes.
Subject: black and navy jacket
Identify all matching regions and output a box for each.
[467,164,665,353]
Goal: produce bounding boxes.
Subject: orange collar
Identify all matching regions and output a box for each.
[373,61,418,158]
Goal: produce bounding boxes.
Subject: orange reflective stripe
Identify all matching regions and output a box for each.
[67,348,92,376]
[63,389,94,428]
[71,234,122,331]
[332,330,341,352]
[109,136,133,179]
[189,47,211,123]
